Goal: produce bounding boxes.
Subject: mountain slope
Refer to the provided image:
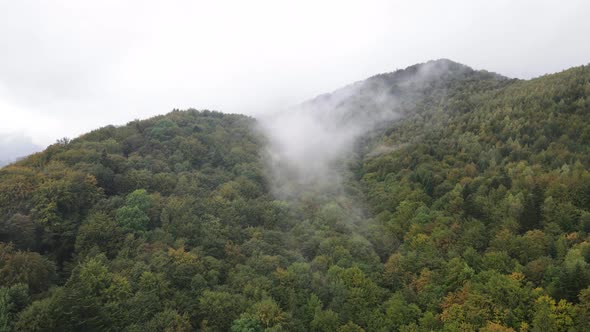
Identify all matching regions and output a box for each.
[1,61,590,331]
[359,64,590,330]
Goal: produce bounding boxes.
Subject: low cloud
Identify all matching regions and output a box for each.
[257,59,475,199]
[258,75,402,199]
[0,132,43,166]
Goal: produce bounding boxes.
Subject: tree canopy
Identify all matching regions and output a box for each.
[1,61,590,331]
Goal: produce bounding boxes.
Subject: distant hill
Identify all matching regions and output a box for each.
[0,133,43,168]
[1,60,590,331]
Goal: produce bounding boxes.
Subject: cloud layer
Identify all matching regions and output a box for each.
[0,132,42,166]
[0,0,589,162]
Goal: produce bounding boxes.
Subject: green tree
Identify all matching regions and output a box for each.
[0,244,55,293]
[198,290,247,331]
[116,189,151,232]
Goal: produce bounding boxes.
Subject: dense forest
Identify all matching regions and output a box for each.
[1,60,590,331]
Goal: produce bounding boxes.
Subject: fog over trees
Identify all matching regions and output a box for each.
[1,60,590,330]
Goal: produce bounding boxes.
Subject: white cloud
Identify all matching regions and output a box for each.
[0,0,588,160]
[0,131,42,165]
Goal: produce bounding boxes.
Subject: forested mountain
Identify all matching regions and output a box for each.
[1,60,590,331]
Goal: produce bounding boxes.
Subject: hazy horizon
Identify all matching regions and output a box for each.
[1,0,589,163]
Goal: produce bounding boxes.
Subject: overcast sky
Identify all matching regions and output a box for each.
[0,0,589,160]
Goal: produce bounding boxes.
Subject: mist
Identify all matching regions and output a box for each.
[2,1,589,163]
[257,59,477,199]
[258,75,400,199]
[0,132,42,167]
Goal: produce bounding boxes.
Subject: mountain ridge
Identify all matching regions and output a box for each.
[1,60,590,331]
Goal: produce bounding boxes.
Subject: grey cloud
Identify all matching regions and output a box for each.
[0,1,589,149]
[0,132,43,166]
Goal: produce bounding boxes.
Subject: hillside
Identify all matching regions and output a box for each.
[1,60,590,331]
